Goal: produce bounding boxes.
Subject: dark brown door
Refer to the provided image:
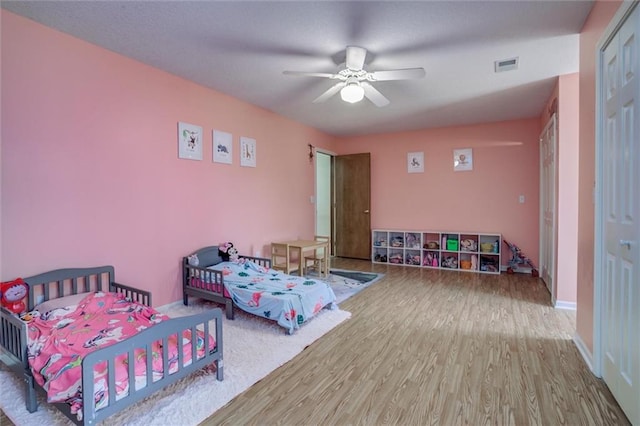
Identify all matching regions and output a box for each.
[334,153,371,259]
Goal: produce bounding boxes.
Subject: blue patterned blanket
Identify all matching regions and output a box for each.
[208,260,337,333]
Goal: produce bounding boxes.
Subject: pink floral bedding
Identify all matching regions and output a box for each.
[27,292,215,416]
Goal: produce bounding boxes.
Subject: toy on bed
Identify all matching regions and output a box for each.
[218,241,239,262]
[0,266,223,426]
[183,244,337,334]
[1,277,28,314]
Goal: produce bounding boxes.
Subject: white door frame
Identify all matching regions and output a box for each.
[593,0,638,379]
[539,114,557,305]
[314,147,336,244]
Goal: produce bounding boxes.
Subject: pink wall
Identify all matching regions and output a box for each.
[1,11,336,306]
[336,119,541,264]
[539,73,580,306]
[576,1,622,353]
[556,73,580,304]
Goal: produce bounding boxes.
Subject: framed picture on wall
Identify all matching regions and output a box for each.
[407,152,424,173]
[213,130,233,164]
[178,121,203,160]
[240,137,256,167]
[453,148,473,171]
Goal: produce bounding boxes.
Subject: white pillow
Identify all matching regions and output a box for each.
[35,292,92,314]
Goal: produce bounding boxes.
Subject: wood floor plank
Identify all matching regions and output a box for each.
[203,258,629,426]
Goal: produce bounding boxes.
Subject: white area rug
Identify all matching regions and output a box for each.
[0,301,351,426]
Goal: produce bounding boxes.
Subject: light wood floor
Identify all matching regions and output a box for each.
[0,409,11,426]
[202,258,629,426]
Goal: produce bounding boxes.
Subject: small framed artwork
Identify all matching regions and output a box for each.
[213,130,233,164]
[407,152,424,173]
[240,137,256,167]
[453,148,473,172]
[178,121,203,160]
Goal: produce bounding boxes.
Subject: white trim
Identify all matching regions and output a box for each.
[596,1,638,51]
[593,0,638,380]
[554,300,576,310]
[314,150,334,241]
[573,332,597,375]
[315,146,336,156]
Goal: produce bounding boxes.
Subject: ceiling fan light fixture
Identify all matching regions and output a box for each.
[340,83,365,103]
[283,45,424,107]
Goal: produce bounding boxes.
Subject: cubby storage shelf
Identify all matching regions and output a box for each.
[372,229,501,275]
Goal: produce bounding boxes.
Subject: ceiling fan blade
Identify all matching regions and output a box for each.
[313,82,346,103]
[346,46,367,71]
[369,68,426,81]
[283,71,336,78]
[361,82,390,107]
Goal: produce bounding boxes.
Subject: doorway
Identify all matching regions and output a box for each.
[595,3,639,425]
[315,151,333,248]
[315,152,372,260]
[334,153,371,259]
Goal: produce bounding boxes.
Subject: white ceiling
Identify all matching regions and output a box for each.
[2,1,594,137]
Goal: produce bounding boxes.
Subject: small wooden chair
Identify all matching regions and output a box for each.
[271,243,299,275]
[304,235,331,277]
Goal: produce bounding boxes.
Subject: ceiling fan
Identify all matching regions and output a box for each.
[283,46,426,107]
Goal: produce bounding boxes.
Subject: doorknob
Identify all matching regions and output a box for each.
[364,210,370,214]
[619,240,635,249]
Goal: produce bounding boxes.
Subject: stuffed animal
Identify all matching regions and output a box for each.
[218,242,232,260]
[218,242,239,262]
[187,254,199,266]
[228,246,239,262]
[460,239,477,251]
[1,278,28,315]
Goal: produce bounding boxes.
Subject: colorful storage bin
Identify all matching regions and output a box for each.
[481,242,494,252]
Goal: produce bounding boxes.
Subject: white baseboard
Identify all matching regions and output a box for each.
[554,300,577,310]
[573,332,596,375]
[500,265,533,274]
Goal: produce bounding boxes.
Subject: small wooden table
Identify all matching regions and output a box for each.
[275,239,330,278]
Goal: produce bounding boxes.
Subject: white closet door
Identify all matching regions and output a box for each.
[539,115,557,300]
[601,5,639,424]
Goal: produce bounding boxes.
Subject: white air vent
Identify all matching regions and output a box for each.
[495,57,519,73]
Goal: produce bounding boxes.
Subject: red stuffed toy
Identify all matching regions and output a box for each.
[1,278,28,314]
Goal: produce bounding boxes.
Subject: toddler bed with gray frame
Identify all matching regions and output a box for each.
[183,245,338,335]
[0,265,223,426]
[182,245,271,320]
